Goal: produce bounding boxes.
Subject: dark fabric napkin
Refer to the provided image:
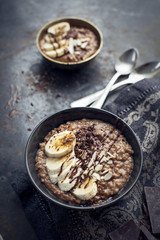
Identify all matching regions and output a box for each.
[12,78,160,240]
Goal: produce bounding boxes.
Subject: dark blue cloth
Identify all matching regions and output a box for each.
[12,78,160,240]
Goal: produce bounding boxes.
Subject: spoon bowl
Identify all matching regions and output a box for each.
[91,48,139,108]
[129,61,160,81]
[115,48,138,74]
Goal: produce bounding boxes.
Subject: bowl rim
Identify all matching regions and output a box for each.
[36,16,103,66]
[25,107,143,210]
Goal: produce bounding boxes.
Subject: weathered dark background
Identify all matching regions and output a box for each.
[0,0,160,239]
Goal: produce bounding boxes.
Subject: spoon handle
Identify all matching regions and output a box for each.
[90,72,121,109]
[70,76,143,108]
[70,79,128,108]
[70,89,103,108]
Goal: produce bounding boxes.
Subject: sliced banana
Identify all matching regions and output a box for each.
[45,131,76,158]
[58,177,77,192]
[59,39,67,46]
[55,35,63,42]
[56,47,67,57]
[48,22,70,36]
[43,43,53,51]
[46,152,72,175]
[45,50,57,58]
[73,177,97,200]
[48,151,75,184]
[44,34,54,43]
[58,166,82,191]
[49,172,59,184]
[45,46,68,58]
[57,153,76,181]
[53,43,59,49]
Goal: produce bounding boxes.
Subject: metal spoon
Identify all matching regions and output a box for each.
[71,61,160,108]
[90,48,138,109]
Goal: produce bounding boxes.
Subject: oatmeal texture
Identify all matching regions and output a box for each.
[36,119,133,205]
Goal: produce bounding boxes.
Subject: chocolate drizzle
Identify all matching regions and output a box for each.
[115,117,120,128]
[84,178,90,189]
[121,122,125,134]
[58,156,74,177]
[57,119,127,189]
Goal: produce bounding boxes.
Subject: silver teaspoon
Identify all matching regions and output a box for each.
[128,61,160,81]
[90,48,138,109]
[71,61,160,108]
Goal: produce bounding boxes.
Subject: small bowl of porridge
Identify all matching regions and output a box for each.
[25,107,143,210]
[36,17,103,69]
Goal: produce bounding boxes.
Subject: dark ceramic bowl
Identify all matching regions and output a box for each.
[36,17,103,69]
[25,107,143,210]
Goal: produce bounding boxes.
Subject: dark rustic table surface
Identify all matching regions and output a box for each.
[0,0,160,239]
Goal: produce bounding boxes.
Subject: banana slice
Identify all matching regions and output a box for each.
[46,152,72,175]
[55,35,63,42]
[47,151,75,184]
[50,152,76,183]
[48,22,70,36]
[44,34,55,43]
[58,175,76,192]
[49,172,59,184]
[59,39,67,46]
[57,153,76,181]
[73,177,97,200]
[56,47,67,57]
[53,43,59,49]
[43,43,53,51]
[45,50,57,58]
[45,131,76,158]
[58,166,82,191]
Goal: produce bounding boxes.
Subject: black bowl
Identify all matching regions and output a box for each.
[25,107,143,210]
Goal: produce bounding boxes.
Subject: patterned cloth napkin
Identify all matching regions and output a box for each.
[12,77,160,240]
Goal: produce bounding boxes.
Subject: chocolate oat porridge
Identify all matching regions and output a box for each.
[40,22,99,63]
[36,119,134,205]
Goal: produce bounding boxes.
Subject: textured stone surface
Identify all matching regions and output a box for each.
[0,0,160,239]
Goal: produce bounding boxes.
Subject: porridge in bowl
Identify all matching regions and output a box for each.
[35,119,133,205]
[39,21,99,63]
